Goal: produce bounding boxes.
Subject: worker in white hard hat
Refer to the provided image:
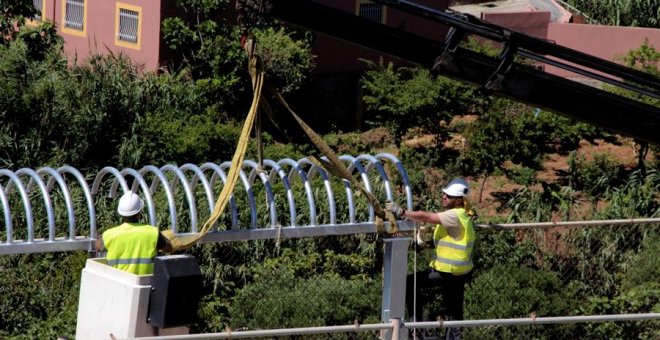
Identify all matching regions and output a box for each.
[386,178,476,340]
[95,192,172,275]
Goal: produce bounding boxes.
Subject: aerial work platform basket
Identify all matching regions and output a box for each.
[76,256,198,340]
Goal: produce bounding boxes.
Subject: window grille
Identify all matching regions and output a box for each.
[359,3,383,23]
[33,0,43,20]
[64,0,84,30]
[117,8,139,43]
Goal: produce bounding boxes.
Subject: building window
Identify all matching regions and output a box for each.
[115,3,142,49]
[27,0,46,26]
[33,0,44,20]
[356,0,385,24]
[62,0,86,36]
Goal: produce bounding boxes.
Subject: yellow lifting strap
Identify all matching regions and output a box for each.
[163,47,398,252]
[264,82,398,233]
[161,54,265,252]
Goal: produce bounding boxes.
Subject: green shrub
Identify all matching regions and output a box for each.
[464,265,573,339]
[597,168,660,219]
[621,234,660,291]
[229,268,380,330]
[573,284,660,338]
[507,165,537,186]
[0,252,87,339]
[568,152,623,198]
[471,229,538,271]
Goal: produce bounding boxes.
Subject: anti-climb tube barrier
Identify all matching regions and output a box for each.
[0,153,414,255]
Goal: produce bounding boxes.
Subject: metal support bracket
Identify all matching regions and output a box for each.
[433,25,466,70]
[485,36,518,91]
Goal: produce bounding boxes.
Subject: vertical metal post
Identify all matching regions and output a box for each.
[381,237,411,339]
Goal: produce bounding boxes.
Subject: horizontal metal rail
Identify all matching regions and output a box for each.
[122,313,660,339]
[477,218,660,230]
[0,153,414,255]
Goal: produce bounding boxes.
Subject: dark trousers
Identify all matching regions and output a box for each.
[406,268,471,322]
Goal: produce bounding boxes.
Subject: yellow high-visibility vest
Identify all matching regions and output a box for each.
[103,223,159,275]
[430,208,475,275]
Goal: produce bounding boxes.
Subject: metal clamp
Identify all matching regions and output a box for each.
[433,25,466,70]
[485,38,518,91]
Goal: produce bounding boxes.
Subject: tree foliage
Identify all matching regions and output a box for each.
[0,0,37,44]
[360,58,491,139]
[464,265,573,339]
[0,6,659,339]
[568,0,659,27]
[160,0,315,114]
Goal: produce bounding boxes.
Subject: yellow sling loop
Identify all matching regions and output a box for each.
[162,41,398,252]
[161,54,265,252]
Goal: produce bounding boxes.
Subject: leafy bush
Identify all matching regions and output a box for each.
[620,233,660,292]
[573,284,660,338]
[464,265,573,339]
[360,58,489,140]
[568,152,624,198]
[596,168,660,219]
[229,267,381,330]
[567,0,659,27]
[466,265,570,318]
[459,101,544,180]
[471,229,538,271]
[253,27,315,93]
[0,252,87,339]
[506,165,537,186]
[505,186,554,223]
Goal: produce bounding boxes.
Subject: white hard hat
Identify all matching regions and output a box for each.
[117,192,144,217]
[442,178,470,197]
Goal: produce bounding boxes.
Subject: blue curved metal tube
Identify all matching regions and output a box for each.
[1,170,35,242]
[279,158,316,226]
[58,166,96,238]
[39,167,76,240]
[17,168,56,241]
[376,153,414,211]
[298,157,337,225]
[160,164,198,233]
[139,165,178,231]
[0,183,12,242]
[201,163,241,229]
[92,166,129,197]
[180,164,216,217]
[243,160,277,227]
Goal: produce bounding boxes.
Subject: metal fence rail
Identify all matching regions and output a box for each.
[123,313,660,339]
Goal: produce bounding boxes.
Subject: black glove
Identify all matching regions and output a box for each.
[385,201,404,219]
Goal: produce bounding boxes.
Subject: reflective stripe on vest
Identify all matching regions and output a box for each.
[103,223,159,275]
[434,240,474,251]
[430,208,476,275]
[107,258,155,266]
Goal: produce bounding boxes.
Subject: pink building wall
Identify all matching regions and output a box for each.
[546,23,660,78]
[35,1,660,79]
[477,11,660,80]
[38,0,163,71]
[481,11,551,39]
[311,0,450,74]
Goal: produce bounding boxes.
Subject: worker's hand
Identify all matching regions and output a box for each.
[385,201,404,219]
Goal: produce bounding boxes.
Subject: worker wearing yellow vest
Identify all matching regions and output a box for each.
[386,178,475,339]
[95,192,172,275]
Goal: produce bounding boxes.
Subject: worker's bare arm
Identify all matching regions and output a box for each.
[95,237,104,252]
[403,210,442,224]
